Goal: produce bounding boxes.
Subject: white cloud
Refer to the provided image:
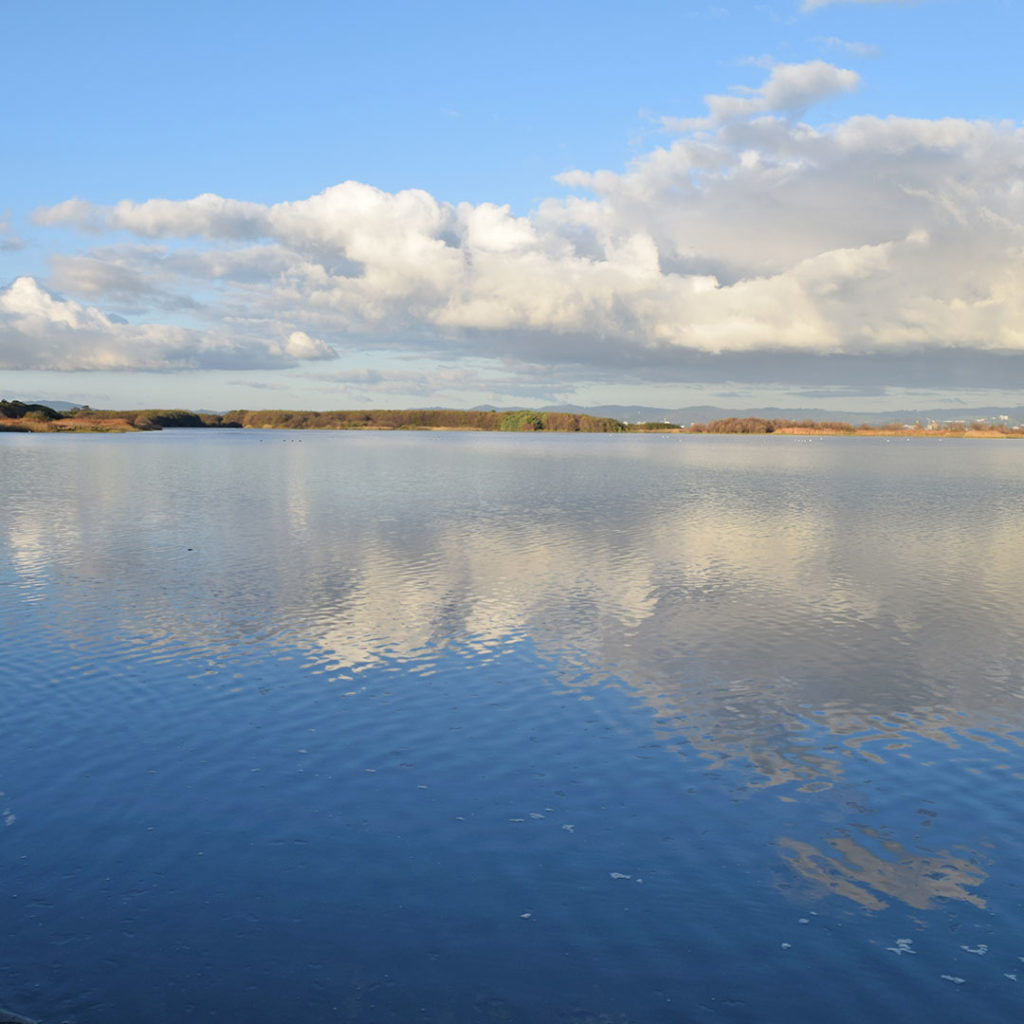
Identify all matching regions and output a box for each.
[0,276,197,370]
[48,251,203,313]
[0,276,336,371]
[20,61,1024,392]
[3,275,115,332]
[36,194,270,239]
[277,331,336,361]
[662,61,859,132]
[712,60,860,121]
[0,213,24,252]
[823,36,881,58]
[803,0,917,11]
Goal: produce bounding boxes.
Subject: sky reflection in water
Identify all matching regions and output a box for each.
[2,431,1023,1022]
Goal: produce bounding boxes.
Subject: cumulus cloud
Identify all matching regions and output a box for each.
[711,60,860,122]
[0,276,200,370]
[276,331,336,361]
[19,60,1024,391]
[0,276,337,371]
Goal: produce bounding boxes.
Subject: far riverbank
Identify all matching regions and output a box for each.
[2,400,1022,438]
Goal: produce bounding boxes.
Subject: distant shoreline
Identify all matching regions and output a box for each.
[2,401,1024,438]
[1,402,1021,438]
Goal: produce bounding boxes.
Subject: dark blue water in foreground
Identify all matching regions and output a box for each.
[2,429,1024,1022]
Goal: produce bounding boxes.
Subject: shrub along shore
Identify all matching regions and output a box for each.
[1,400,1021,437]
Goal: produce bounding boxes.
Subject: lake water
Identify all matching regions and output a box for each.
[2,429,1024,1023]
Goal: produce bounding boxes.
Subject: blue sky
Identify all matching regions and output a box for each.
[3,0,1024,412]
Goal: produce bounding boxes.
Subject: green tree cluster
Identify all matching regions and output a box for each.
[219,408,627,432]
[499,411,544,431]
[0,400,62,421]
[66,407,208,430]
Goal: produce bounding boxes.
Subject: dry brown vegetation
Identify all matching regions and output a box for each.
[0,400,137,432]
[685,416,1023,438]
[0,416,139,433]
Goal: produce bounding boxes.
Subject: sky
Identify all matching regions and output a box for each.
[3,0,1024,413]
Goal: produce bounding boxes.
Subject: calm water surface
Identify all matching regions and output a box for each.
[2,430,1024,1022]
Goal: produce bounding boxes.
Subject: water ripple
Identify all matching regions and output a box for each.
[4,432,1024,1022]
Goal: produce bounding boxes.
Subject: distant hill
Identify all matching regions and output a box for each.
[25,399,85,412]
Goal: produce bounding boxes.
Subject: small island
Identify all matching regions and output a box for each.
[1,400,1022,437]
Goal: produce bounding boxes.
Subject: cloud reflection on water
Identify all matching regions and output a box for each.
[3,432,1022,914]
[779,829,988,912]
[6,435,1024,758]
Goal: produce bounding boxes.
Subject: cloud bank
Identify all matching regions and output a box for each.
[9,60,1024,394]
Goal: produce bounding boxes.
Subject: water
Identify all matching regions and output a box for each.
[2,430,1023,1022]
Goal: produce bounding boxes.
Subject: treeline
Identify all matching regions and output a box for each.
[67,408,219,429]
[0,404,228,432]
[685,417,856,434]
[214,408,628,432]
[0,400,62,422]
[960,420,1022,435]
[11,403,1020,436]
[2,402,632,432]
